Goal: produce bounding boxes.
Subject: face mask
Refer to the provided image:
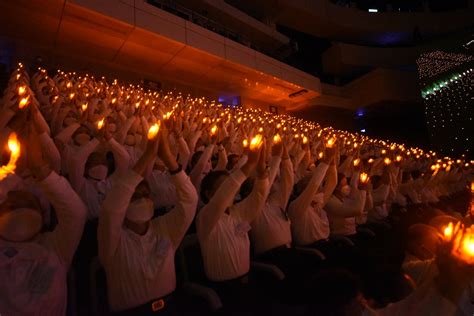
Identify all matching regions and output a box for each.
[196,145,205,152]
[341,185,351,196]
[125,134,136,146]
[0,208,42,242]
[126,198,154,223]
[74,133,90,146]
[87,165,108,181]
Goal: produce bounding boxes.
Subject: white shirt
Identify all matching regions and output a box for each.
[197,169,270,281]
[251,158,294,254]
[98,169,197,312]
[0,172,87,315]
[326,190,367,236]
[288,163,330,246]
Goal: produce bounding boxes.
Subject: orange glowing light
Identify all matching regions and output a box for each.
[147,122,161,140]
[353,158,360,167]
[97,118,105,130]
[384,158,391,165]
[18,86,26,96]
[249,134,264,151]
[0,133,21,181]
[210,125,218,136]
[326,138,335,148]
[243,139,249,148]
[359,172,369,184]
[273,134,282,144]
[18,96,30,109]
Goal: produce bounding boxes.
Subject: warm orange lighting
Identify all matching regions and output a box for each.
[326,138,335,148]
[164,111,173,120]
[273,134,282,144]
[0,133,21,181]
[444,222,454,241]
[359,172,369,184]
[97,118,105,130]
[353,158,360,167]
[69,93,75,100]
[18,86,26,96]
[249,134,264,151]
[302,136,308,144]
[210,125,218,136]
[368,158,374,164]
[384,158,391,165]
[81,103,88,112]
[243,139,249,148]
[396,155,402,162]
[318,151,324,159]
[147,122,161,140]
[111,98,117,104]
[381,149,386,155]
[18,96,30,109]
[471,181,474,193]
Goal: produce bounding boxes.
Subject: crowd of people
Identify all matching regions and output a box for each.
[0,62,473,316]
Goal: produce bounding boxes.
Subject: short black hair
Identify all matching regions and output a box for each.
[200,170,229,204]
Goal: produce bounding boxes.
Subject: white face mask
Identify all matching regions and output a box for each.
[74,133,90,146]
[125,134,136,146]
[87,165,108,181]
[0,208,42,242]
[341,185,351,196]
[126,198,154,223]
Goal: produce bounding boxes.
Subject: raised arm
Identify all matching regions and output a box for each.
[98,135,158,264]
[151,125,198,246]
[28,127,87,267]
[68,138,100,192]
[196,145,260,240]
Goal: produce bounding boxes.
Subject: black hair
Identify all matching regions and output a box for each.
[226,154,240,171]
[239,177,255,201]
[200,170,229,204]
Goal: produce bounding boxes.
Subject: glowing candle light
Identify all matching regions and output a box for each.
[147,122,161,140]
[318,151,324,159]
[210,125,218,136]
[302,136,308,144]
[243,139,249,148]
[18,96,30,109]
[444,222,454,241]
[273,134,282,144]
[69,93,75,100]
[249,134,264,151]
[0,133,21,181]
[18,86,26,96]
[326,138,335,148]
[81,103,88,112]
[258,127,263,133]
[396,155,402,162]
[384,158,391,165]
[368,158,374,164]
[359,172,369,184]
[97,118,105,130]
[353,158,360,167]
[111,98,117,104]
[381,149,386,155]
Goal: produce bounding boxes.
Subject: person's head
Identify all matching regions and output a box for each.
[72,125,92,146]
[337,173,350,196]
[200,170,229,204]
[406,224,442,260]
[0,190,43,242]
[124,181,154,234]
[226,154,240,171]
[85,152,108,181]
[305,269,366,316]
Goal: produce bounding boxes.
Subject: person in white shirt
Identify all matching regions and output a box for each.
[288,145,338,247]
[98,126,198,314]
[325,165,368,237]
[196,140,269,310]
[0,127,87,315]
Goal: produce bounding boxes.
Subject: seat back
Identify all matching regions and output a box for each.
[89,256,110,316]
[176,234,207,284]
